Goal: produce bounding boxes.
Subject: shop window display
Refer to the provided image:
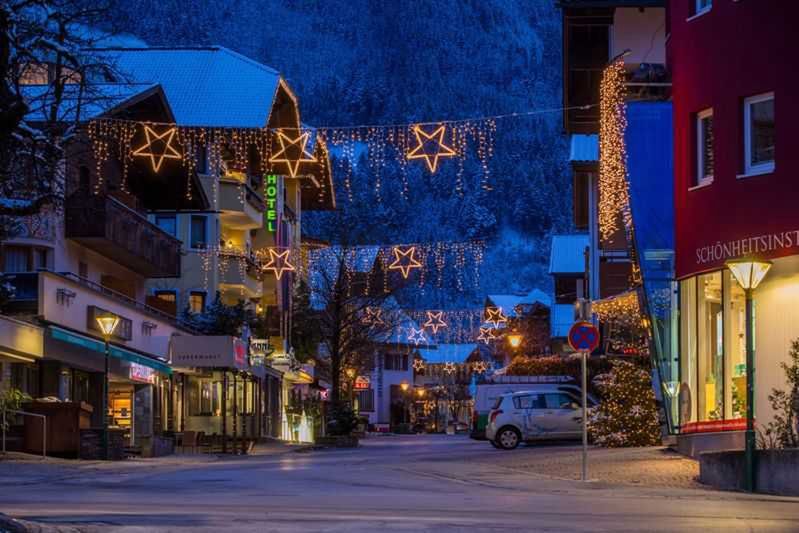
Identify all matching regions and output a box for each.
[697,272,723,421]
[723,271,748,419]
[679,278,698,425]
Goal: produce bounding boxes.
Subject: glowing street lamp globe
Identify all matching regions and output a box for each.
[507,333,523,349]
[726,259,773,290]
[95,312,120,338]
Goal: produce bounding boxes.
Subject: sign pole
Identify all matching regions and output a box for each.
[581,349,588,482]
[567,320,599,484]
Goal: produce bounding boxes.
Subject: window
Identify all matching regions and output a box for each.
[695,109,714,186]
[384,353,408,371]
[155,215,177,237]
[744,93,775,175]
[190,215,207,249]
[34,249,48,270]
[3,247,29,272]
[697,272,723,421]
[695,0,711,15]
[356,389,374,412]
[513,394,546,410]
[154,290,176,303]
[190,378,222,416]
[189,291,206,314]
[197,145,208,174]
[545,393,579,410]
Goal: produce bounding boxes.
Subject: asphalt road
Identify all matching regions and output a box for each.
[1,435,799,532]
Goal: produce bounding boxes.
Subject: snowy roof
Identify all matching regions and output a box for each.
[307,246,381,310]
[551,303,575,338]
[373,296,423,346]
[22,83,164,123]
[486,290,551,318]
[417,344,478,364]
[549,234,589,274]
[96,46,283,127]
[569,134,598,163]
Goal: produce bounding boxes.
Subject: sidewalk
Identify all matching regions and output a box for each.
[485,445,702,490]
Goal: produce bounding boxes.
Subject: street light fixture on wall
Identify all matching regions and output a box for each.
[507,333,523,349]
[95,312,120,460]
[725,258,772,492]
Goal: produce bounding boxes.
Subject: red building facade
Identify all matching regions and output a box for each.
[669,1,799,454]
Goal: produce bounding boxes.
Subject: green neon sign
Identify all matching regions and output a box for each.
[265,174,278,232]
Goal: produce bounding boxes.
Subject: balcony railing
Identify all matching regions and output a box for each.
[0,271,200,334]
[65,192,181,278]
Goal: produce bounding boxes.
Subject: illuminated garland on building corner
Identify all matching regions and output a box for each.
[598,59,632,242]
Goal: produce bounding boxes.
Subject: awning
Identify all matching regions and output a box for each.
[49,326,172,375]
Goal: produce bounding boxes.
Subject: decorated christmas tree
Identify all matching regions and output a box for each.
[588,359,661,447]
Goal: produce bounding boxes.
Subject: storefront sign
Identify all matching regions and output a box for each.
[170,335,249,370]
[354,375,371,390]
[129,362,156,384]
[250,338,271,357]
[695,229,799,267]
[234,338,247,366]
[265,174,278,233]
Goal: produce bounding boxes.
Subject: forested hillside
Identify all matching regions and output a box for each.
[98,0,572,307]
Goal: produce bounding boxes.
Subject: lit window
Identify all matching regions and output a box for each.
[154,290,176,303]
[190,216,207,249]
[189,291,206,314]
[155,215,177,237]
[695,0,711,15]
[695,108,714,187]
[744,93,775,175]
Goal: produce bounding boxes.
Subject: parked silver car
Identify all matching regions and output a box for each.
[485,387,596,450]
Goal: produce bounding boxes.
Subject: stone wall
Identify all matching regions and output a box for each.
[699,449,799,495]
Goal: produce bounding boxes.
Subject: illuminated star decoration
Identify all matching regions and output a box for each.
[485,307,508,329]
[477,327,496,345]
[412,358,426,372]
[407,327,427,346]
[132,126,181,173]
[388,246,422,279]
[443,362,457,375]
[268,130,318,178]
[472,361,488,374]
[262,248,295,280]
[406,124,456,173]
[423,311,448,334]
[362,306,384,327]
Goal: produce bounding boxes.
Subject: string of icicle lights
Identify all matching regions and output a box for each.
[199,239,487,295]
[86,103,597,201]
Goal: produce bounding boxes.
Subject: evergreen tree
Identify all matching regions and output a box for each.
[587,359,661,447]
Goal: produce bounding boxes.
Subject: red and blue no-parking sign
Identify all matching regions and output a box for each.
[567,321,600,353]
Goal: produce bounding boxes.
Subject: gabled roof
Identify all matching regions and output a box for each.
[417,343,478,364]
[96,46,283,128]
[570,134,599,163]
[549,234,590,274]
[23,82,166,123]
[486,290,551,319]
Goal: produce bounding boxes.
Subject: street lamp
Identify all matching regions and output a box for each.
[507,333,523,349]
[95,312,120,460]
[726,258,772,492]
[400,381,410,424]
[345,367,356,406]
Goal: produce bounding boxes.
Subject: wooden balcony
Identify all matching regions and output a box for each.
[65,193,181,278]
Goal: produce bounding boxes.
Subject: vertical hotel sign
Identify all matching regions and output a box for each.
[265,174,278,233]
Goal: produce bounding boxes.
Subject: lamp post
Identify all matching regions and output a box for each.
[345,367,356,407]
[726,258,772,492]
[400,380,410,424]
[95,312,120,460]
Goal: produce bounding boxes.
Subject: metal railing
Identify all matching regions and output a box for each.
[1,408,46,460]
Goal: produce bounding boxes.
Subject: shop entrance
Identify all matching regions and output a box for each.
[109,383,134,445]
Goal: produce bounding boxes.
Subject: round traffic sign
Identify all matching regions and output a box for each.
[567,321,600,353]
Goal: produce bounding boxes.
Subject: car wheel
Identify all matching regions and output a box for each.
[490,439,501,448]
[496,426,521,450]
